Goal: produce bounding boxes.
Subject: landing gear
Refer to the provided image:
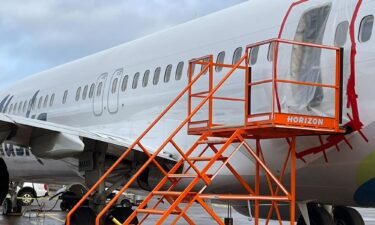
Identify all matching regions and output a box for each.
[106,207,139,225]
[334,206,364,225]
[297,206,334,225]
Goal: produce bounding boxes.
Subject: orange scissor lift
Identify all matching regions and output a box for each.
[66,39,344,225]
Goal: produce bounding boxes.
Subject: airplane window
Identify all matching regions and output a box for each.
[23,101,27,112]
[89,83,95,98]
[267,43,274,62]
[216,51,225,72]
[111,78,118,93]
[97,82,103,96]
[232,47,243,64]
[38,97,44,109]
[175,62,184,80]
[187,63,196,78]
[132,72,140,89]
[44,95,49,108]
[153,67,161,85]
[76,87,81,101]
[82,85,88,100]
[164,64,172,83]
[334,21,349,47]
[63,90,68,104]
[13,103,18,113]
[18,102,22,113]
[359,15,374,43]
[249,46,260,65]
[50,94,55,106]
[121,75,128,91]
[200,58,209,75]
[143,70,150,87]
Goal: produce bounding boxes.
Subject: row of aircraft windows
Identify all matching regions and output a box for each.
[6,94,56,114]
[6,16,371,110]
[71,15,374,104]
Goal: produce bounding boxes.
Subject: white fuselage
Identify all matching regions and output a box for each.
[1,0,375,207]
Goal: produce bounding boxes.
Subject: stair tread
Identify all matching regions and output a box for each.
[188,156,228,161]
[136,209,180,215]
[167,174,198,178]
[153,191,197,196]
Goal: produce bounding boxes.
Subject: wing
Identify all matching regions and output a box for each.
[0,113,175,161]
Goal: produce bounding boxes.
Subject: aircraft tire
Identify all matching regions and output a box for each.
[2,198,12,215]
[334,206,364,225]
[65,206,96,225]
[297,206,334,225]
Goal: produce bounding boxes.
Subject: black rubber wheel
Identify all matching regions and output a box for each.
[2,198,12,215]
[106,207,138,225]
[334,206,365,225]
[297,206,334,225]
[65,207,96,225]
[18,190,35,206]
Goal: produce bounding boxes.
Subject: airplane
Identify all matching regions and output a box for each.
[0,0,374,224]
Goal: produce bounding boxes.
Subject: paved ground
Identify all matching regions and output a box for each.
[1,199,374,225]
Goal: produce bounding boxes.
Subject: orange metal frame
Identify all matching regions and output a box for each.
[66,38,343,225]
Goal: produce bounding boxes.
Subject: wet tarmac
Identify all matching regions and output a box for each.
[1,200,375,225]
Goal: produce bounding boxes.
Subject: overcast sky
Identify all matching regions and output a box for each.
[0,0,246,90]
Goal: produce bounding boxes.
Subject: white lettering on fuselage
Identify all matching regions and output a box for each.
[0,143,31,157]
[287,116,324,126]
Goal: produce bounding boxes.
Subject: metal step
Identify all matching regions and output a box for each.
[188,156,228,161]
[167,174,198,178]
[136,209,180,215]
[152,191,197,196]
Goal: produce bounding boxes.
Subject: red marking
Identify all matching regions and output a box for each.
[297,0,369,161]
[275,0,308,112]
[277,0,308,38]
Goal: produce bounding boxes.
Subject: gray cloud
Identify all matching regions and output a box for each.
[0,0,246,89]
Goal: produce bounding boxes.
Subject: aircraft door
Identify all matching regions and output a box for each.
[107,68,123,114]
[93,73,108,116]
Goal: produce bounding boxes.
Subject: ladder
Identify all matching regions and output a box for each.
[66,38,343,225]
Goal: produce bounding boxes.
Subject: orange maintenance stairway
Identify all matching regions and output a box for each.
[66,39,344,225]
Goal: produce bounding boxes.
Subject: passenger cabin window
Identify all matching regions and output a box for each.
[23,101,27,112]
[63,90,68,104]
[50,94,55,106]
[97,83,103,96]
[164,64,172,83]
[121,75,128,91]
[89,84,95,98]
[175,62,184,80]
[216,51,225,72]
[111,78,118,93]
[359,15,374,43]
[82,85,88,100]
[201,58,209,75]
[44,95,49,108]
[334,21,349,47]
[249,46,260,65]
[38,97,43,109]
[153,67,161,85]
[143,70,150,87]
[232,47,243,64]
[76,87,81,101]
[267,43,274,62]
[18,102,22,113]
[132,72,140,89]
